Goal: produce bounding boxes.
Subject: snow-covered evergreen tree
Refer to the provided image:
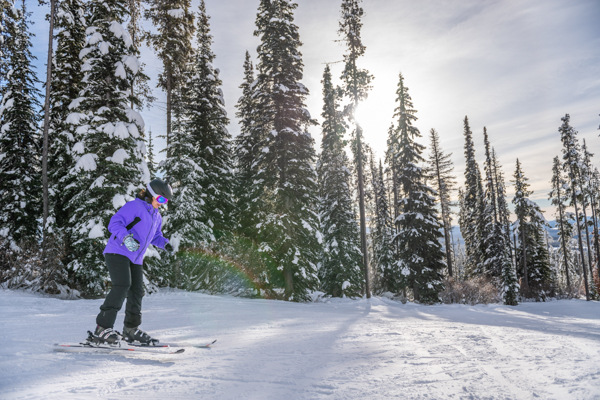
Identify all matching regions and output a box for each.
[580,139,599,299]
[371,158,395,294]
[252,0,319,301]
[0,0,15,92]
[234,50,266,240]
[338,0,373,297]
[492,148,513,264]
[459,116,483,278]
[171,0,234,240]
[64,0,149,294]
[549,155,575,289]
[0,2,41,245]
[317,65,363,298]
[146,126,157,179]
[559,114,590,300]
[47,0,86,245]
[482,127,512,280]
[512,159,551,297]
[489,148,518,304]
[391,73,444,303]
[144,0,194,156]
[426,128,456,277]
[127,0,154,110]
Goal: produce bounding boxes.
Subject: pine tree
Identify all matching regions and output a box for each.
[580,139,599,298]
[253,0,319,301]
[549,155,573,289]
[559,114,590,300]
[64,0,149,294]
[371,158,395,294]
[0,0,15,92]
[0,1,41,245]
[426,128,456,277]
[127,0,154,110]
[459,116,483,277]
[317,65,363,298]
[512,159,552,297]
[481,127,503,278]
[490,148,518,304]
[233,50,266,240]
[47,0,86,247]
[492,148,513,266]
[391,74,445,303]
[144,0,194,157]
[339,0,373,298]
[174,0,234,240]
[146,126,157,179]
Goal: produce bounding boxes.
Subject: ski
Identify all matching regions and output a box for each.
[53,342,185,355]
[126,339,217,349]
[195,339,217,348]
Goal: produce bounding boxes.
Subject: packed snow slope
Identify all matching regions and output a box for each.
[1,290,599,400]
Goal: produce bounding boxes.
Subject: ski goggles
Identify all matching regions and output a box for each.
[147,183,169,205]
[156,195,168,204]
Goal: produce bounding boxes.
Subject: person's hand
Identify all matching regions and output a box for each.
[123,234,140,252]
[165,242,175,255]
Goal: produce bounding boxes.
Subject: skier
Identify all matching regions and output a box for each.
[93,179,174,345]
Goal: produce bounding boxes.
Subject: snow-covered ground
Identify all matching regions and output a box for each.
[1,290,599,400]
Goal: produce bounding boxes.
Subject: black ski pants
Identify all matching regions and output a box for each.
[96,253,145,329]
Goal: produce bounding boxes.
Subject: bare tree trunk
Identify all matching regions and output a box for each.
[41,0,56,242]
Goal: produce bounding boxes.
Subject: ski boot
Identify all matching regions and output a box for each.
[122,326,159,346]
[90,325,122,345]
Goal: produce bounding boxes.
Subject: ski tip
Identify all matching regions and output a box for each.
[196,340,217,348]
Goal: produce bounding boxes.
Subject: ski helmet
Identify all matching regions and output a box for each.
[147,179,173,201]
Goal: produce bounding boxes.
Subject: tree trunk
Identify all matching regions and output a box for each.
[581,204,594,283]
[41,0,56,242]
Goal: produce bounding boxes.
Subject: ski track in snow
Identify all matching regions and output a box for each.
[0,290,599,399]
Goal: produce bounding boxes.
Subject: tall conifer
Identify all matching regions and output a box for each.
[371,158,395,293]
[64,0,149,294]
[234,51,265,240]
[317,65,363,298]
[0,1,41,245]
[253,0,319,301]
[459,116,483,277]
[144,0,194,157]
[549,155,573,288]
[47,0,86,244]
[426,128,456,277]
[171,0,234,240]
[512,159,552,297]
[338,0,373,297]
[391,74,445,303]
[559,114,590,300]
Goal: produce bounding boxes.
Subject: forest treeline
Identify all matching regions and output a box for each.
[1,0,598,303]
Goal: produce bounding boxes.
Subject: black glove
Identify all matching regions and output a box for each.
[165,242,174,255]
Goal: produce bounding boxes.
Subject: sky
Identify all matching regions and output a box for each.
[28,0,600,220]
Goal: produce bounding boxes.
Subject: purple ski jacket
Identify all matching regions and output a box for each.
[103,198,169,265]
